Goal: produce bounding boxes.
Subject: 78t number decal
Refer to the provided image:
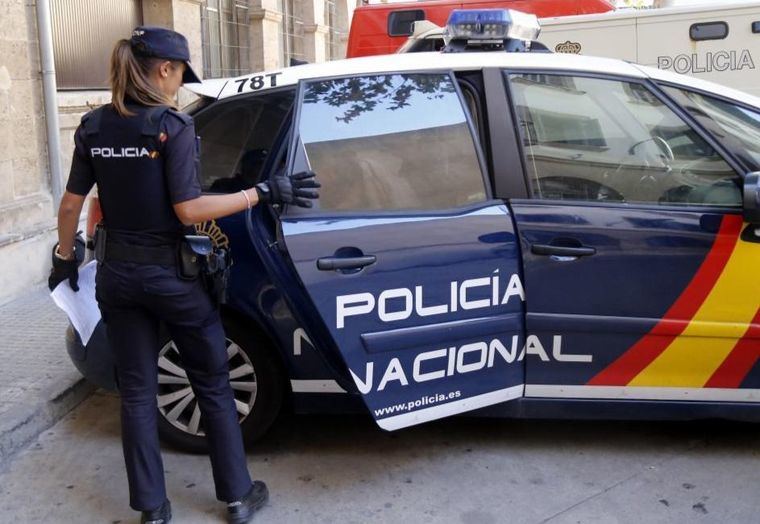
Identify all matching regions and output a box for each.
[234,72,283,93]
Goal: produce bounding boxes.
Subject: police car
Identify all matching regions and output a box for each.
[68,9,760,452]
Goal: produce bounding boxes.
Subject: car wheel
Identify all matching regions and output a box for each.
[156,319,285,453]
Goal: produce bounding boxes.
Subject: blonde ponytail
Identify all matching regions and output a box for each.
[109,39,176,117]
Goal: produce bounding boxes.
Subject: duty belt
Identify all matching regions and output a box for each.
[104,242,176,266]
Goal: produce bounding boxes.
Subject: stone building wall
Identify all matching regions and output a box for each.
[250,0,284,73]
[0,0,57,304]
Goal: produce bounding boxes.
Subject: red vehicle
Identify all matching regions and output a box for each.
[346,0,615,58]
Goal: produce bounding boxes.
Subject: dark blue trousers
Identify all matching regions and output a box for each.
[96,261,252,511]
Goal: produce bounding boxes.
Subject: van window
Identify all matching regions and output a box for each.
[298,73,486,211]
[690,22,728,41]
[388,10,425,37]
[193,89,295,193]
[508,73,741,206]
[663,86,760,171]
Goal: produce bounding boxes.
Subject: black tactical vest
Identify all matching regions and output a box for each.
[82,103,189,245]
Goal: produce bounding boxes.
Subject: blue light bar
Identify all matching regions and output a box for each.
[444,9,540,43]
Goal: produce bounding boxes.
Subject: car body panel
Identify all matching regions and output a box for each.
[511,203,760,394]
[280,204,527,429]
[197,207,356,395]
[274,70,529,429]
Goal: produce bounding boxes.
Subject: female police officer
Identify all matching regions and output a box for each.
[49,27,318,524]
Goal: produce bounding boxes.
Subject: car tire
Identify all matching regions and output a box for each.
[156,317,286,453]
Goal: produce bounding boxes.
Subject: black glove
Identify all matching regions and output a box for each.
[255,170,320,208]
[48,234,85,292]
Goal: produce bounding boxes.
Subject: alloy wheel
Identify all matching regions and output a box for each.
[157,337,258,437]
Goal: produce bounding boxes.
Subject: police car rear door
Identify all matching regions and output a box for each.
[278,71,526,430]
[503,70,757,401]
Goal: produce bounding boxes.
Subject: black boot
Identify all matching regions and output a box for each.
[227,481,269,524]
[141,499,171,524]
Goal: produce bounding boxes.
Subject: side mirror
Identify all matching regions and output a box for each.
[744,172,760,224]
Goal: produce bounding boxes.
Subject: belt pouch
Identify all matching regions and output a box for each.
[177,235,212,280]
[94,224,107,263]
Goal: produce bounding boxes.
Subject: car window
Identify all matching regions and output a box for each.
[298,73,487,211]
[507,73,741,207]
[193,89,295,193]
[662,86,760,172]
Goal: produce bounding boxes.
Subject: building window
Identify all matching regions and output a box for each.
[324,0,341,61]
[278,0,304,67]
[201,0,252,79]
[51,0,143,89]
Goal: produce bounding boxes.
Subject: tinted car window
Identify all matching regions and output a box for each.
[194,89,295,193]
[508,73,741,207]
[298,73,487,211]
[663,86,760,171]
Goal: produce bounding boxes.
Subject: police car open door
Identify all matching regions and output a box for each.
[278,72,526,430]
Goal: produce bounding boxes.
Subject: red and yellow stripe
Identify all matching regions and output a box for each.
[589,215,760,389]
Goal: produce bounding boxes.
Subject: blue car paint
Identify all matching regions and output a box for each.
[244,204,359,390]
[217,207,346,385]
[279,202,527,428]
[739,362,760,389]
[510,201,733,387]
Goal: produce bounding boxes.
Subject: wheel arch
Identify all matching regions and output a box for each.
[219,304,293,398]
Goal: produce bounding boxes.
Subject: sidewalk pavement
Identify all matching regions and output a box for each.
[0,287,94,468]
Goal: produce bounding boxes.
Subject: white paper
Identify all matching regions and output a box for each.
[50,260,101,345]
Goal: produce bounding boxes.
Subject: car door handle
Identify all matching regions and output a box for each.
[531,244,596,257]
[316,255,377,271]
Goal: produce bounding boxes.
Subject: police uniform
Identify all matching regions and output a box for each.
[65,32,253,514]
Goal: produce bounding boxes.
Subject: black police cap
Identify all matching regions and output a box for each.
[130,26,201,84]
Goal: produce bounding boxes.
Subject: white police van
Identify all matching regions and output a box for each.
[399,2,760,97]
[70,9,760,450]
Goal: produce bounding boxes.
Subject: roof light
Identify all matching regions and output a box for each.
[443,9,540,44]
